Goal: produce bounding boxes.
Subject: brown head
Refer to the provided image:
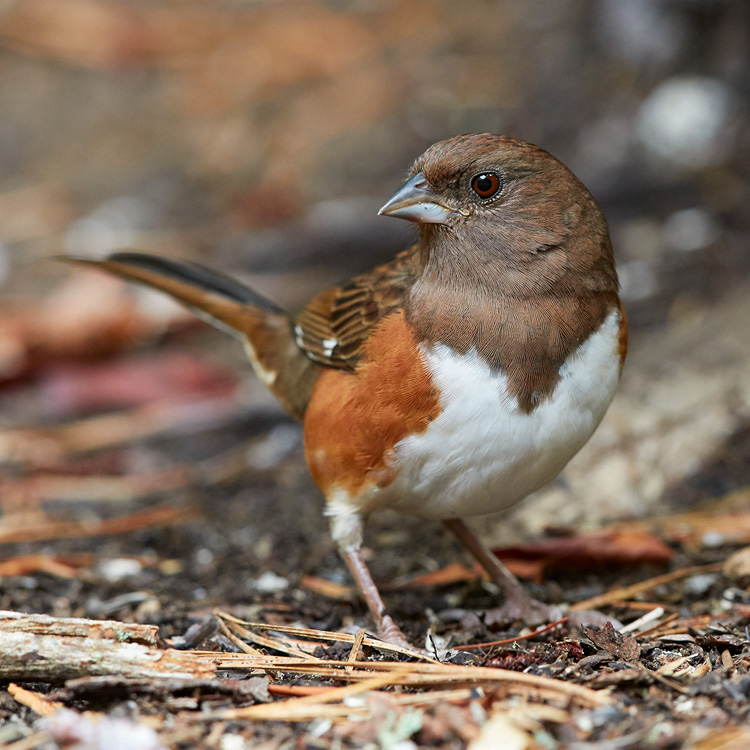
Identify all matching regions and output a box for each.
[379,133,623,411]
[380,133,617,299]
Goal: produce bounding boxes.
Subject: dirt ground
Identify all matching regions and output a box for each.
[0,2,749,748]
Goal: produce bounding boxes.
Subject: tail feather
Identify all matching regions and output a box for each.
[104,252,286,312]
[63,252,320,419]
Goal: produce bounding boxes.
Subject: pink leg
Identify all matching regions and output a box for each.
[339,546,417,651]
[443,518,561,625]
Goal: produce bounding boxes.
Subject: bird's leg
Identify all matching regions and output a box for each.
[339,545,416,651]
[330,509,418,651]
[443,518,561,626]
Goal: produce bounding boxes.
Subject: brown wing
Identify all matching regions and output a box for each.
[294,246,421,369]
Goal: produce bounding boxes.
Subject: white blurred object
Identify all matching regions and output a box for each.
[618,259,658,302]
[220,735,248,750]
[637,76,736,169]
[662,207,720,253]
[131,286,186,322]
[47,709,164,750]
[598,0,686,65]
[253,570,289,593]
[97,558,143,583]
[468,711,533,750]
[246,423,301,470]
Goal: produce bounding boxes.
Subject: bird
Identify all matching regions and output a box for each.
[64,134,627,652]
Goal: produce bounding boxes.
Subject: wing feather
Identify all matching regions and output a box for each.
[294,246,420,369]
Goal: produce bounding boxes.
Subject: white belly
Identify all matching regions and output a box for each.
[379,308,622,519]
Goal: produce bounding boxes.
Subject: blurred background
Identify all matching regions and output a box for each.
[0,0,748,561]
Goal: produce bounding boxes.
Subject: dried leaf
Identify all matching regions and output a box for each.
[492,531,673,582]
[0,273,192,385]
[695,633,747,651]
[0,501,198,545]
[41,352,238,415]
[389,562,481,589]
[580,622,641,662]
[299,574,354,600]
[612,490,750,547]
[0,554,89,578]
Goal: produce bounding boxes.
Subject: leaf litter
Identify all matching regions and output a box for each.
[1,377,750,747]
[1,454,749,749]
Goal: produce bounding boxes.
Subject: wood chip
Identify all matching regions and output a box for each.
[0,611,213,682]
[619,607,665,634]
[8,684,63,716]
[347,628,367,666]
[0,611,158,645]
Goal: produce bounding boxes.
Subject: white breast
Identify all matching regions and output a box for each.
[379,308,623,520]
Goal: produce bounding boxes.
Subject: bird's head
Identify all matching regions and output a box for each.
[379,134,617,297]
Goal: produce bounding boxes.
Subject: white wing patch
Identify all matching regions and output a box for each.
[294,324,305,348]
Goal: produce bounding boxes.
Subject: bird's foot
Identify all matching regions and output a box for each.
[441,519,561,628]
[373,614,442,660]
[339,545,441,659]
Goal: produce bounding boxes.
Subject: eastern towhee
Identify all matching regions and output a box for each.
[65,134,627,651]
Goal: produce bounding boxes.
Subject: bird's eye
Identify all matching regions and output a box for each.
[470,172,502,200]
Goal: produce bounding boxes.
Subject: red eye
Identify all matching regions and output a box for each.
[470,172,501,199]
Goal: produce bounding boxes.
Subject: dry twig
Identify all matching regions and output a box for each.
[8,684,63,716]
[570,562,724,611]
[0,501,198,545]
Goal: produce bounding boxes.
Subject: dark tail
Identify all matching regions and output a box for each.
[63,252,320,419]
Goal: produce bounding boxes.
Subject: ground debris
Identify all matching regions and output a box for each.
[58,674,271,706]
[0,611,215,683]
[2,518,750,747]
[0,610,159,645]
[580,621,642,662]
[46,709,165,750]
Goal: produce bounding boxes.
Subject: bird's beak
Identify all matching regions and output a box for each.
[378,173,454,225]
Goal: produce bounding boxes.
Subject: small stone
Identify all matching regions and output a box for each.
[684,573,718,596]
[253,570,289,593]
[220,735,247,750]
[637,76,735,169]
[97,558,143,583]
[618,259,658,302]
[662,208,720,253]
[702,531,726,548]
